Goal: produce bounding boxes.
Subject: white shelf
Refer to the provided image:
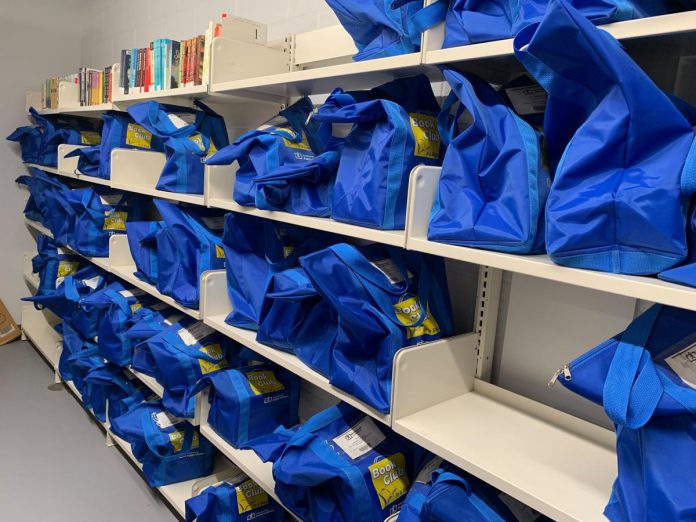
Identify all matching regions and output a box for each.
[210,53,425,99]
[25,163,59,175]
[424,11,696,66]
[112,84,208,106]
[21,304,62,370]
[23,252,39,290]
[128,367,164,398]
[407,166,696,313]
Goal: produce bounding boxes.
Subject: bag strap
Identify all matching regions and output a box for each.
[103,288,135,316]
[217,486,235,522]
[680,137,696,197]
[402,0,448,47]
[603,305,664,429]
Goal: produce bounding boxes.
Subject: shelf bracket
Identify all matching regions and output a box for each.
[474,266,502,381]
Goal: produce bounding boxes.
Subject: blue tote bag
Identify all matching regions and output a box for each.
[514,0,696,275]
[443,0,681,47]
[185,476,284,522]
[221,212,336,330]
[205,97,327,207]
[31,234,81,297]
[325,0,446,61]
[192,363,300,449]
[428,68,549,254]
[257,266,338,376]
[7,119,43,163]
[126,220,165,285]
[301,243,453,413]
[129,309,186,377]
[84,365,154,425]
[69,188,148,257]
[153,200,226,309]
[144,320,234,417]
[314,75,443,230]
[16,169,70,230]
[556,304,696,521]
[110,401,215,487]
[273,403,432,522]
[128,100,228,194]
[64,145,101,177]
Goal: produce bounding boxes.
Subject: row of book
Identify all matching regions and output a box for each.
[119,22,221,96]
[79,66,114,106]
[42,74,78,109]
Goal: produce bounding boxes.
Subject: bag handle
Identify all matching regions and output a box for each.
[400,0,448,47]
[103,288,135,316]
[141,412,195,459]
[603,305,664,429]
[313,89,389,124]
[680,137,696,197]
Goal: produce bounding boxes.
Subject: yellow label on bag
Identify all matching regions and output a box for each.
[369,453,410,509]
[57,260,80,278]
[247,370,285,395]
[125,123,152,149]
[198,343,228,374]
[103,211,128,231]
[282,129,312,151]
[394,296,440,339]
[410,113,440,160]
[168,430,200,452]
[130,303,142,314]
[80,131,101,145]
[283,245,295,259]
[215,244,225,259]
[236,479,269,513]
[188,133,207,152]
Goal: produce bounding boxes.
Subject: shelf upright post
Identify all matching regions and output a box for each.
[474,266,502,381]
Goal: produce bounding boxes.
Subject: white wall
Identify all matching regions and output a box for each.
[81,0,339,68]
[1,2,84,320]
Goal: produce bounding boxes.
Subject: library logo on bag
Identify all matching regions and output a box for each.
[197,342,228,374]
[103,211,128,231]
[409,113,440,160]
[394,295,440,339]
[125,123,153,149]
[247,370,285,395]
[369,453,410,509]
[236,479,269,513]
[80,131,101,145]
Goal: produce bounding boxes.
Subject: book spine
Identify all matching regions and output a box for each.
[202,25,212,85]
[154,39,160,91]
[170,41,180,89]
[144,44,150,93]
[165,40,171,90]
[130,48,137,94]
[120,50,127,95]
[188,38,195,87]
[197,34,205,86]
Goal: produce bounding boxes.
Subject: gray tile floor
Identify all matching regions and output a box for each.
[0,340,178,521]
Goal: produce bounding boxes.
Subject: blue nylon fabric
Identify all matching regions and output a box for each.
[68,188,148,257]
[125,220,164,285]
[659,203,696,286]
[7,107,102,167]
[153,199,226,309]
[561,304,696,520]
[84,365,151,425]
[313,75,442,230]
[257,266,338,376]
[324,0,444,61]
[184,479,284,522]
[31,234,82,298]
[110,400,214,487]
[221,212,337,330]
[64,145,101,177]
[127,101,228,194]
[443,0,682,47]
[190,364,300,449]
[514,0,696,275]
[129,309,184,377]
[273,403,432,522]
[300,243,453,413]
[428,68,549,254]
[205,97,328,208]
[144,319,234,418]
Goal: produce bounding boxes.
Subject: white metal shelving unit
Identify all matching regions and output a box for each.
[17,10,696,522]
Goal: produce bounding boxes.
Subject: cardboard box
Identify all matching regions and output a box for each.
[0,299,21,345]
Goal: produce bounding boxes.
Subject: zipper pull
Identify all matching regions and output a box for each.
[548,364,572,388]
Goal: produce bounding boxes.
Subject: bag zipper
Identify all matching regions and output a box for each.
[548,364,571,387]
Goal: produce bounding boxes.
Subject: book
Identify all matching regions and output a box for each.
[170,40,180,89]
[196,34,205,85]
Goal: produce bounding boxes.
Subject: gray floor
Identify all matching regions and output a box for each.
[0,340,178,522]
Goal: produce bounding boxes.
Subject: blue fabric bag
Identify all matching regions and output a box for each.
[58,320,93,382]
[300,243,454,413]
[273,403,432,521]
[126,220,165,285]
[129,308,187,377]
[514,0,696,274]
[144,320,233,417]
[325,0,446,61]
[221,212,336,330]
[185,476,284,522]
[69,188,149,257]
[192,363,300,449]
[153,199,226,309]
[443,0,680,47]
[31,234,81,297]
[66,347,109,421]
[557,304,696,521]
[428,68,549,254]
[128,100,228,194]
[257,267,337,376]
[110,401,215,487]
[397,458,524,522]
[7,114,44,163]
[84,365,154,425]
[63,145,101,177]
[205,97,326,207]
[314,75,443,230]
[17,169,70,227]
